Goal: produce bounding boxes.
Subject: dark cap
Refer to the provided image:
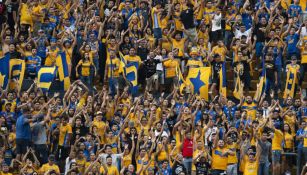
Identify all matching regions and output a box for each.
[48,154,55,161]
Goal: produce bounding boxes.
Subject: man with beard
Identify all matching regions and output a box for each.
[99,155,119,175]
[242,96,258,120]
[211,129,234,175]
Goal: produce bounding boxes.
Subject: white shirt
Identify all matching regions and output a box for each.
[64,158,76,175]
[211,13,222,31]
[154,55,163,71]
[234,28,252,40]
[301,26,307,38]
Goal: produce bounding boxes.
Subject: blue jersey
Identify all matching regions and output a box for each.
[285,33,299,54]
[288,4,302,17]
[26,55,41,73]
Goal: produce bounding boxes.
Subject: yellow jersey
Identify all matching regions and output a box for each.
[92,120,106,143]
[100,165,119,175]
[284,132,294,149]
[244,160,258,175]
[211,148,228,170]
[58,124,72,146]
[77,60,92,77]
[172,38,186,57]
[272,129,283,151]
[300,46,307,64]
[39,163,60,174]
[187,59,204,68]
[20,3,33,26]
[163,59,179,78]
[227,143,238,164]
[211,46,227,62]
[122,153,133,167]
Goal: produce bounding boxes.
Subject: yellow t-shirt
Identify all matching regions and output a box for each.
[162,35,172,51]
[20,3,33,26]
[31,5,43,22]
[76,158,87,173]
[0,172,13,175]
[211,148,228,170]
[105,137,119,153]
[92,120,106,143]
[242,102,257,121]
[244,160,258,175]
[157,143,168,161]
[284,116,296,136]
[187,59,203,68]
[100,165,119,175]
[123,153,133,167]
[58,124,72,146]
[172,38,186,57]
[1,99,16,112]
[284,132,294,149]
[124,55,142,65]
[151,7,162,28]
[106,58,120,78]
[39,163,60,174]
[136,155,149,172]
[225,12,236,31]
[240,154,248,173]
[300,46,307,64]
[227,143,238,164]
[211,46,227,62]
[174,11,183,31]
[163,59,179,78]
[160,16,170,30]
[272,129,283,151]
[203,7,216,25]
[77,60,92,77]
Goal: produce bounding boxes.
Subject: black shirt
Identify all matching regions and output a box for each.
[9,51,22,59]
[137,47,149,61]
[6,2,18,24]
[144,59,160,78]
[172,161,187,175]
[254,23,266,42]
[72,125,89,143]
[211,61,223,79]
[195,161,210,175]
[180,6,195,29]
[264,60,276,80]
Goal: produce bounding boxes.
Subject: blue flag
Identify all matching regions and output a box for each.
[56,52,70,90]
[0,53,10,89]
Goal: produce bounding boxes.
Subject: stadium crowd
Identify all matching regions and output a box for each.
[0,0,307,174]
